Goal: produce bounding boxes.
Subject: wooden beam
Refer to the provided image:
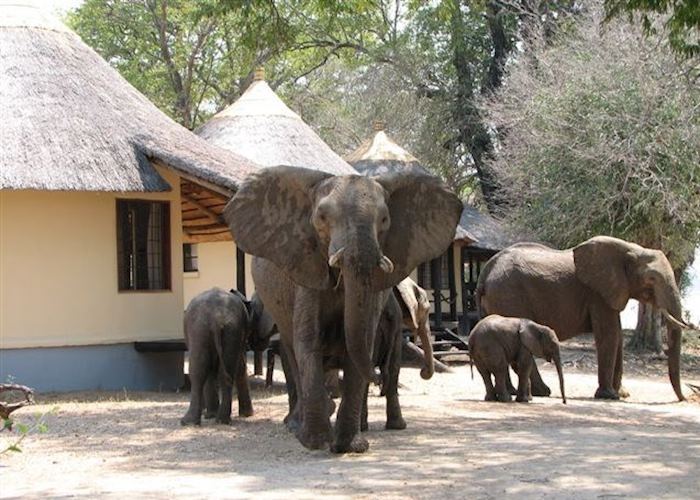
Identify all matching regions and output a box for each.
[182,193,224,224]
[183,223,227,231]
[186,227,230,235]
[182,217,219,226]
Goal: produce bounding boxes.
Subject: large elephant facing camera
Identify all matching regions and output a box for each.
[477,236,693,401]
[225,166,462,453]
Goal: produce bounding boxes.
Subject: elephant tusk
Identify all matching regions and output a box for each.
[661,309,700,331]
[379,255,394,274]
[328,247,345,268]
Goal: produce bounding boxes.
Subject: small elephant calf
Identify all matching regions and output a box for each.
[181,289,276,426]
[468,314,566,404]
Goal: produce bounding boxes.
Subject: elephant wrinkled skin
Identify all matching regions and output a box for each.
[477,236,690,401]
[469,315,566,404]
[225,166,462,453]
[181,288,252,426]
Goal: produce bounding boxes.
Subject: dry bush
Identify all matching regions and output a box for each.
[484,5,700,269]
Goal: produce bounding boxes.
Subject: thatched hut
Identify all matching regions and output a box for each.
[0,3,258,391]
[346,123,518,334]
[186,68,356,305]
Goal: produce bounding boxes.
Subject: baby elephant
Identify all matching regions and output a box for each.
[181,288,252,426]
[469,314,566,404]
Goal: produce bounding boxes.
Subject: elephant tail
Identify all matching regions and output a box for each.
[214,326,234,386]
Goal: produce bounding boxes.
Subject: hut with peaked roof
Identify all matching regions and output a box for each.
[346,123,520,334]
[0,3,258,391]
[185,68,357,306]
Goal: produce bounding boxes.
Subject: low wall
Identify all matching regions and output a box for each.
[0,344,184,392]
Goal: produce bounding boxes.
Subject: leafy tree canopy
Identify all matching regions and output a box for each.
[604,0,700,58]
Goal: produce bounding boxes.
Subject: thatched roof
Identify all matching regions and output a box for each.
[195,70,355,175]
[345,122,431,177]
[0,3,258,193]
[459,205,522,252]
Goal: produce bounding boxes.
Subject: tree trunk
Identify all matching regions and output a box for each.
[627,302,665,354]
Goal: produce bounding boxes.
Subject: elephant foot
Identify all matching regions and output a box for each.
[203,410,217,419]
[496,392,512,402]
[296,427,331,451]
[331,435,369,454]
[180,413,201,426]
[515,394,530,403]
[531,383,551,397]
[215,413,232,425]
[616,386,630,399]
[284,413,301,433]
[238,406,254,418]
[484,393,497,402]
[594,387,620,400]
[385,416,407,430]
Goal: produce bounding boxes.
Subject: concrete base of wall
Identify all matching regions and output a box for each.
[0,343,184,392]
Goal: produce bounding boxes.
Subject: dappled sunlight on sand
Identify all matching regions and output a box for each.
[2,358,699,499]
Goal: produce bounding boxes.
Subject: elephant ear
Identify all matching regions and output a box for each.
[224,166,333,290]
[573,236,631,311]
[519,320,545,358]
[373,173,463,290]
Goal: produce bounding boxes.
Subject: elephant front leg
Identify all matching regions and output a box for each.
[293,292,332,450]
[529,362,552,397]
[613,336,630,398]
[592,306,622,400]
[331,358,369,454]
[383,337,406,430]
[279,341,301,431]
[515,352,534,403]
[360,383,369,432]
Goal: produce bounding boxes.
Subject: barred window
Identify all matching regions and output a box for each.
[183,243,198,272]
[117,200,171,291]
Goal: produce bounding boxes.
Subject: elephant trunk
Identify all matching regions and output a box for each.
[553,351,566,404]
[656,283,686,401]
[417,317,434,380]
[344,274,381,383]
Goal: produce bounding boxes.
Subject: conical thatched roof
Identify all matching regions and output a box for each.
[458,205,523,252]
[0,3,258,193]
[345,122,431,177]
[195,69,355,175]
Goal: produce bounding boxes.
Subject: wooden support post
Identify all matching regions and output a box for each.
[447,245,457,320]
[236,247,246,296]
[431,256,442,329]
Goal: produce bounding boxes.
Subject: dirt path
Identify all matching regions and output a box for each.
[2,346,700,499]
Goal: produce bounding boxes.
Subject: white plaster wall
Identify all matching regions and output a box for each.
[0,168,184,349]
[183,242,255,308]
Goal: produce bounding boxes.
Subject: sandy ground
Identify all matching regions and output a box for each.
[2,339,700,499]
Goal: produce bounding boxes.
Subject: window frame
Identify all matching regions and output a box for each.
[116,199,172,293]
[183,243,199,273]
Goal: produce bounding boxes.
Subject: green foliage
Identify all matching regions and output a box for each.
[604,0,700,58]
[485,8,700,271]
[1,408,55,455]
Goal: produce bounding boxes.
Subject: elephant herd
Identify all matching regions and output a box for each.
[181,166,695,455]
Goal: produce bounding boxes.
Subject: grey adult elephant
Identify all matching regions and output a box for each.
[225,166,462,453]
[477,236,693,401]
